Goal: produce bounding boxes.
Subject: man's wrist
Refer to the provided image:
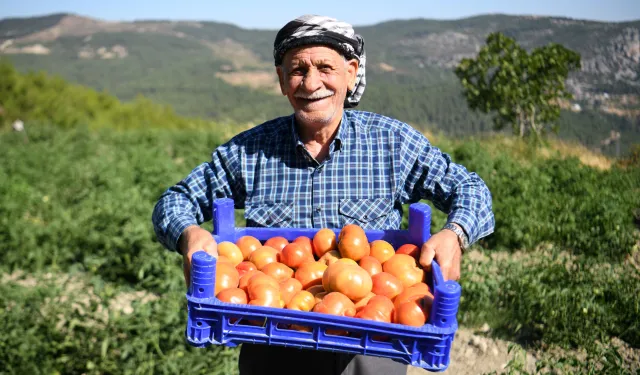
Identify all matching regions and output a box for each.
[178,225,201,255]
[442,222,469,253]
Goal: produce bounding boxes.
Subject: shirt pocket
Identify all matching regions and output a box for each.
[338,198,393,227]
[245,202,293,227]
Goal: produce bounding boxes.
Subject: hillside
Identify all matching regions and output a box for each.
[1,13,639,155]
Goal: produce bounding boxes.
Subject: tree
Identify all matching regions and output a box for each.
[455,32,581,139]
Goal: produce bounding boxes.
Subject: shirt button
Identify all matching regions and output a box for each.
[315,206,322,212]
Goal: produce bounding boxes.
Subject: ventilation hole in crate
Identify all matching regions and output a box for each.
[349,332,363,339]
[435,348,440,353]
[196,321,203,327]
[198,287,204,293]
[370,335,391,342]
[441,318,447,323]
[324,328,351,337]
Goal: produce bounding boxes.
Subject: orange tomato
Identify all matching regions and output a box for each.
[393,294,433,327]
[293,236,314,255]
[369,240,395,264]
[217,241,243,266]
[354,292,376,312]
[383,254,425,288]
[371,272,404,300]
[338,224,370,261]
[280,242,315,269]
[261,262,294,283]
[355,295,394,323]
[215,262,240,296]
[216,287,248,304]
[249,246,279,270]
[238,270,264,292]
[264,236,289,252]
[279,278,303,305]
[312,228,338,258]
[312,292,356,317]
[305,284,326,294]
[318,250,342,266]
[286,290,316,311]
[246,272,280,291]
[236,236,262,261]
[236,261,257,278]
[359,256,382,276]
[322,262,372,301]
[393,283,432,307]
[248,282,281,308]
[294,261,327,289]
[396,243,420,261]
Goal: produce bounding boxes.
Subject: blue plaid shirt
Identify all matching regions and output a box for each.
[152,110,494,252]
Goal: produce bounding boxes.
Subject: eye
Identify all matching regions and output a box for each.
[290,67,305,75]
[319,64,333,72]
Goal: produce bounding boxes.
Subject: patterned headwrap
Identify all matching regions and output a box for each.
[273,15,367,108]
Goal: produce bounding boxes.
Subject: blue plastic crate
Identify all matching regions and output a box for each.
[185,198,461,372]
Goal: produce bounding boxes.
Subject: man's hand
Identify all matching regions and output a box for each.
[418,227,462,281]
[178,225,218,287]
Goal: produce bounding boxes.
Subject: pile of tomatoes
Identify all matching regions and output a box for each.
[210,224,434,328]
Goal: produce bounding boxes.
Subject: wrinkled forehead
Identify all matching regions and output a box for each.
[282,45,345,66]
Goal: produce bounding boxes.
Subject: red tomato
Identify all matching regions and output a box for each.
[338,224,370,261]
[312,228,338,258]
[236,261,257,278]
[396,243,420,261]
[322,262,372,301]
[383,254,425,288]
[279,278,303,305]
[216,287,248,304]
[359,256,382,276]
[235,236,262,261]
[371,271,404,300]
[280,242,315,269]
[369,240,395,264]
[264,236,289,252]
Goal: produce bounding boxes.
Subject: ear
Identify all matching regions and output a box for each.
[346,59,359,91]
[276,66,287,96]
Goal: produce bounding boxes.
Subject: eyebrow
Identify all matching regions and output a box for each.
[289,58,336,67]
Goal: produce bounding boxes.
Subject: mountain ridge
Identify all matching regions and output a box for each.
[1,12,638,155]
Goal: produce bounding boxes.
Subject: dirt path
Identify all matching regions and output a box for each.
[407,325,537,375]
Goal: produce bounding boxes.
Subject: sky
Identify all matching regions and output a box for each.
[2,0,639,28]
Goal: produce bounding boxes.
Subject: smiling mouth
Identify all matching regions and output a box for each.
[297,95,332,104]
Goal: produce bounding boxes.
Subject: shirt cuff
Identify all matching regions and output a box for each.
[445,209,477,245]
[167,216,199,253]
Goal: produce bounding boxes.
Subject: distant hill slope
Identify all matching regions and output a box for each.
[1,13,638,155]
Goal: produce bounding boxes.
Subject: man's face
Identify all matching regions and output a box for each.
[277,45,358,128]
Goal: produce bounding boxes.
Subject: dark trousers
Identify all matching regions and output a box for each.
[238,343,408,375]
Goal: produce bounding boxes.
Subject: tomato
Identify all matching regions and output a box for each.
[279,278,303,305]
[217,241,244,266]
[393,294,433,327]
[312,228,338,258]
[293,236,314,255]
[235,235,262,261]
[216,255,233,264]
[312,292,356,317]
[313,291,328,304]
[369,240,395,264]
[249,245,279,270]
[355,295,394,323]
[286,290,316,311]
[305,284,326,294]
[248,282,282,308]
[338,224,370,261]
[261,262,294,283]
[383,253,425,288]
[264,236,289,251]
[215,262,240,296]
[280,242,315,269]
[371,272,404,300]
[294,261,327,289]
[358,256,382,276]
[393,283,432,307]
[238,270,264,292]
[236,261,257,278]
[246,272,280,292]
[396,243,420,261]
[322,262,372,301]
[353,292,375,312]
[216,287,248,304]
[318,250,342,266]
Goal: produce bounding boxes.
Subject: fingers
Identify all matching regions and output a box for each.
[203,239,218,258]
[419,243,436,271]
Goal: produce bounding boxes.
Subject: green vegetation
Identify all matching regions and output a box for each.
[455,32,581,138]
[1,60,639,374]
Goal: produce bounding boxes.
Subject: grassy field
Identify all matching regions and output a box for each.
[1,123,638,374]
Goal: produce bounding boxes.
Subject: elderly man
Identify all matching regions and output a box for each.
[152,14,494,375]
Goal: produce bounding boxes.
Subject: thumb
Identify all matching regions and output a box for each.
[419,243,436,271]
[204,240,218,258]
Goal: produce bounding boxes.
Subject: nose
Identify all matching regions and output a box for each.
[300,68,322,92]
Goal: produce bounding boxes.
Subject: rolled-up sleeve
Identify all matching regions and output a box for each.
[152,141,244,252]
[399,130,494,245]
